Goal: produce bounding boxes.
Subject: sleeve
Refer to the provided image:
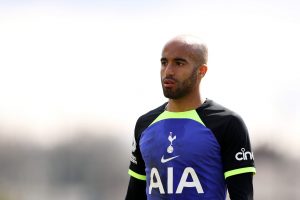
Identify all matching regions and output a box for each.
[221,114,255,199]
[221,114,256,179]
[125,176,147,200]
[128,117,147,181]
[226,173,254,200]
[126,117,148,199]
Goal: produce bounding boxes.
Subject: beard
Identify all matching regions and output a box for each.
[161,67,198,99]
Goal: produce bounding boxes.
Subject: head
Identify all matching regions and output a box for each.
[160,35,208,100]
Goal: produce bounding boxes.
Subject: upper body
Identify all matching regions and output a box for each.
[125,35,255,200]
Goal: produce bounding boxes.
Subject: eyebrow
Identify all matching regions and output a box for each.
[160,57,188,63]
[174,57,188,63]
[160,57,167,62]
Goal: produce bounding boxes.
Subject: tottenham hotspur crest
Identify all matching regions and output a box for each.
[167,132,176,153]
[130,137,137,164]
[161,132,180,163]
[131,137,137,152]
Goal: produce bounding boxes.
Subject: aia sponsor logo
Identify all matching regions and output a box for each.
[149,132,204,194]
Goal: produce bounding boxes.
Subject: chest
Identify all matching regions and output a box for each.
[139,119,221,168]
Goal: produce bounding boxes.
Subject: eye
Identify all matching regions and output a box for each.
[175,61,184,66]
[161,59,168,67]
[174,58,187,67]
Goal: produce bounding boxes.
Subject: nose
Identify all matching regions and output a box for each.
[163,63,175,76]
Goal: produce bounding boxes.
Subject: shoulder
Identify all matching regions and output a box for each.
[197,99,244,127]
[198,99,236,116]
[138,103,166,122]
[197,99,250,146]
[134,103,167,137]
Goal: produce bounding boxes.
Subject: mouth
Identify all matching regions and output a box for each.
[163,78,176,88]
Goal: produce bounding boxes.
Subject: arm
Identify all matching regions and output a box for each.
[125,177,147,200]
[125,116,149,200]
[221,115,256,199]
[125,107,164,200]
[226,173,254,200]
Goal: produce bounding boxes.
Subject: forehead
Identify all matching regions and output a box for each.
[161,40,194,60]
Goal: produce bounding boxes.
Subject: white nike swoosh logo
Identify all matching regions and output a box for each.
[161,155,180,163]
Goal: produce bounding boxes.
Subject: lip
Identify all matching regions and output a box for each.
[163,78,176,88]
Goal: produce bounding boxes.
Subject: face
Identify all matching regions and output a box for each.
[160,40,200,100]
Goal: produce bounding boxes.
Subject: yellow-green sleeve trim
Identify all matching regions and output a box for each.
[128,169,146,181]
[150,110,205,126]
[224,167,256,179]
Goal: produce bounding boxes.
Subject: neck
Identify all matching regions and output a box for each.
[166,93,204,112]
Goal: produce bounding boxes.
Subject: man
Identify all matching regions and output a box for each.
[125,35,256,200]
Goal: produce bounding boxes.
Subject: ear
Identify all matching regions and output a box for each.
[198,64,208,77]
